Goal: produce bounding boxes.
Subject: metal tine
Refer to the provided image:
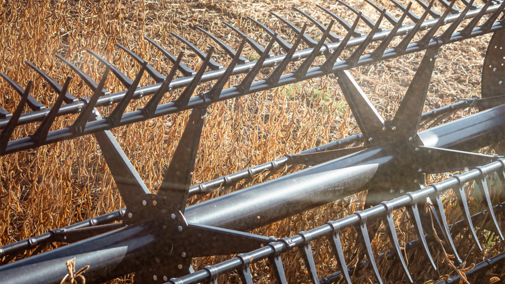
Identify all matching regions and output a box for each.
[222,21,274,58]
[338,0,384,31]
[237,254,254,284]
[460,0,479,10]
[25,62,78,104]
[55,54,110,96]
[72,66,111,134]
[418,0,458,48]
[171,32,223,70]
[32,76,72,145]
[238,34,277,93]
[0,107,10,119]
[266,23,308,86]
[143,51,183,117]
[438,0,462,14]
[298,232,319,284]
[0,81,32,153]
[206,38,246,101]
[355,212,383,284]
[144,36,196,77]
[115,43,165,83]
[480,0,505,31]
[453,177,483,251]
[381,202,413,283]
[176,47,215,108]
[270,12,318,47]
[395,0,436,53]
[390,0,421,22]
[87,49,133,89]
[460,0,492,37]
[430,187,462,264]
[0,72,45,111]
[196,27,249,64]
[321,14,361,72]
[347,10,386,66]
[267,243,288,284]
[415,0,443,18]
[327,222,352,284]
[292,7,342,42]
[247,16,293,52]
[372,2,412,60]
[406,192,437,270]
[475,168,505,240]
[107,62,148,126]
[295,20,335,79]
[365,0,400,25]
[440,0,475,42]
[316,5,364,37]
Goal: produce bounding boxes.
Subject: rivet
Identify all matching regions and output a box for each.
[178,226,183,232]
[139,92,144,98]
[162,209,167,214]
[500,81,503,85]
[415,147,419,151]
[163,225,167,229]
[142,200,147,206]
[171,213,176,219]
[368,137,373,142]
[409,137,413,141]
[493,68,497,72]
[392,126,397,131]
[153,275,158,281]
[155,258,161,263]
[178,264,183,270]
[390,189,394,193]
[128,212,133,218]
[152,200,157,206]
[414,179,418,183]
[418,168,422,172]
[163,276,168,281]
[181,252,187,258]
[382,127,386,131]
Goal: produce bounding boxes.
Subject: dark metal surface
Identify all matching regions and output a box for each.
[1,1,505,283]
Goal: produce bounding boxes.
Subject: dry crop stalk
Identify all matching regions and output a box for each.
[0,0,505,283]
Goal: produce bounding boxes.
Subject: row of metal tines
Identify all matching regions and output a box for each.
[168,159,505,284]
[0,0,503,155]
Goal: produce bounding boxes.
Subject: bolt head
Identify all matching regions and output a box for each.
[181,252,187,258]
[152,200,157,206]
[171,213,176,219]
[128,212,133,218]
[178,264,183,270]
[142,200,147,206]
[178,226,183,232]
[153,275,158,281]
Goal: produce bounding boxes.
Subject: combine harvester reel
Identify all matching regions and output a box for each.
[0,0,505,283]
